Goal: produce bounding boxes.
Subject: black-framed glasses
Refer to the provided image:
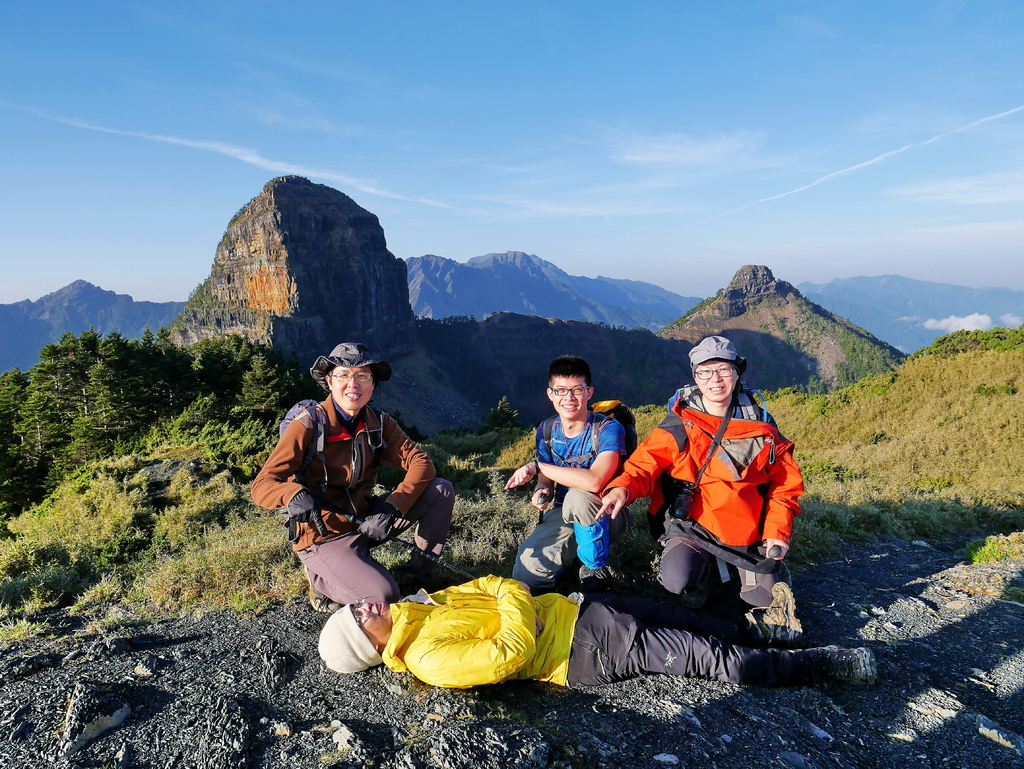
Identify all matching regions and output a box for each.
[549,386,589,397]
[694,367,737,381]
[330,371,373,382]
[351,598,368,626]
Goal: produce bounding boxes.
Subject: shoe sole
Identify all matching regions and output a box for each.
[822,646,878,685]
[762,581,803,636]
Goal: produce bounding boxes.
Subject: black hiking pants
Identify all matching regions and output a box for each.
[566,594,817,687]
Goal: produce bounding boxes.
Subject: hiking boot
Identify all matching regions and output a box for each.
[578,565,614,593]
[303,565,341,613]
[814,646,878,685]
[747,581,803,647]
[676,585,708,609]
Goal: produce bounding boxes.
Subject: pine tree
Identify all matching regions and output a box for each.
[480,396,521,432]
[236,353,284,420]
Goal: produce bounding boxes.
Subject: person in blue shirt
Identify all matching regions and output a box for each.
[506,356,628,592]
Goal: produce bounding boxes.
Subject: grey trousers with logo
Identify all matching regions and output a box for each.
[567,594,815,687]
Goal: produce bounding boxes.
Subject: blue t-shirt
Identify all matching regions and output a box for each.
[536,412,626,504]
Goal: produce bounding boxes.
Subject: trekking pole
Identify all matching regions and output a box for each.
[382,530,475,580]
[324,501,475,580]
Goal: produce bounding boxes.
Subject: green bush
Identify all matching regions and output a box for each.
[0,540,95,613]
[137,511,305,612]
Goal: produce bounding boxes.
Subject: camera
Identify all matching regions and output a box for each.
[668,480,699,520]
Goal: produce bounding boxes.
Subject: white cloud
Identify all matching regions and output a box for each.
[922,313,993,332]
[889,169,1024,205]
[1000,313,1023,328]
[6,102,464,210]
[607,129,759,166]
[686,103,1024,228]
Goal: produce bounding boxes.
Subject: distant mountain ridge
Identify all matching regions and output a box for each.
[798,275,1024,353]
[661,265,905,391]
[406,251,701,331]
[0,281,183,372]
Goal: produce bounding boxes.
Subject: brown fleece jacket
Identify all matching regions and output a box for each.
[250,395,436,551]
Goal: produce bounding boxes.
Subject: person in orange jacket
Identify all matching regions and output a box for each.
[598,336,805,644]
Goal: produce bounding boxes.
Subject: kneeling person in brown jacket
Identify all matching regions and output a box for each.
[251,342,454,611]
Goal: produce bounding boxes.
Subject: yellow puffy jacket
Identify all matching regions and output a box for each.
[383,575,580,688]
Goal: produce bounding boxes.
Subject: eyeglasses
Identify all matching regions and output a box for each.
[329,371,373,382]
[352,599,369,627]
[694,367,737,381]
[549,386,589,397]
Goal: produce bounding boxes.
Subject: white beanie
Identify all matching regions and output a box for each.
[318,605,383,674]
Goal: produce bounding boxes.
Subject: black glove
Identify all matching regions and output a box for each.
[286,490,330,539]
[358,496,401,542]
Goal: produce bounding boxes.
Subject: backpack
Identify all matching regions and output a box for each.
[540,399,637,467]
[278,400,383,493]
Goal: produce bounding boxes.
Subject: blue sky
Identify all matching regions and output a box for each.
[2,1,1023,305]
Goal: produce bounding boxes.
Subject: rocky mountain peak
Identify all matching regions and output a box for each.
[171,177,414,365]
[725,264,796,300]
[660,264,903,390]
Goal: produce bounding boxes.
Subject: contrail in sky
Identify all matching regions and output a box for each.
[4,102,464,210]
[685,104,1024,228]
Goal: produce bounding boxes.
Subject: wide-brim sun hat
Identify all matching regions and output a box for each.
[310,342,393,391]
[688,335,747,375]
[318,604,383,674]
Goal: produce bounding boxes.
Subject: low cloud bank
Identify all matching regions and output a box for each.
[922,313,1024,333]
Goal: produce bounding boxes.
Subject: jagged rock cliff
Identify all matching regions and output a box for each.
[661,265,905,390]
[171,176,415,364]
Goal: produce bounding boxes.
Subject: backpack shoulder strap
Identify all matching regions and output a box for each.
[540,415,558,461]
[364,405,387,455]
[294,403,329,492]
[589,411,610,458]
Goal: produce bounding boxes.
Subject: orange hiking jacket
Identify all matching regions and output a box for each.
[606,401,804,546]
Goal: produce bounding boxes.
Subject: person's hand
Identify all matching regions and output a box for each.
[764,538,789,559]
[531,487,552,512]
[359,496,401,542]
[286,490,329,537]
[596,488,628,521]
[505,461,537,490]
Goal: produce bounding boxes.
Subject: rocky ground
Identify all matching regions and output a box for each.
[2,533,1023,769]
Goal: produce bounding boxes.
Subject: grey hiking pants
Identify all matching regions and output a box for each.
[566,594,816,687]
[297,477,455,605]
[512,488,629,592]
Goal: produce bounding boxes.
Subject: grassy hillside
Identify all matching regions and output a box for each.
[2,335,1021,639]
[766,346,1024,557]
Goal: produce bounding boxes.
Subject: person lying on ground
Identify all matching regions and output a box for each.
[505,355,628,593]
[317,575,877,689]
[251,342,455,612]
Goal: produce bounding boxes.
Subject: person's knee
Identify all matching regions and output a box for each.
[562,488,602,525]
[659,562,693,594]
[434,477,455,498]
[427,477,456,515]
[659,538,707,594]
